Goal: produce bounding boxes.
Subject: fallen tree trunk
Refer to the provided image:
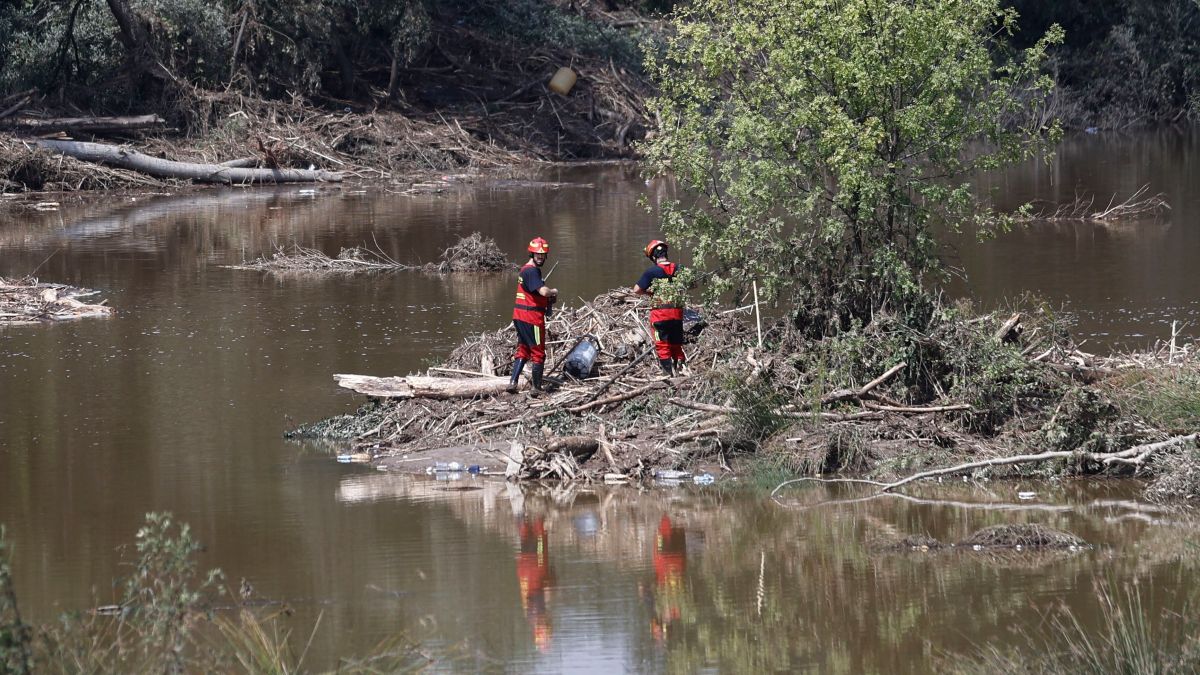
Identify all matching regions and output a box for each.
[334,373,521,399]
[771,433,1200,496]
[32,139,342,184]
[1,114,166,134]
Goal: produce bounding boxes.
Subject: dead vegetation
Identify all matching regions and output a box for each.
[230,233,513,275]
[0,136,178,193]
[1020,184,1170,223]
[295,287,1200,493]
[0,277,113,324]
[0,6,656,195]
[426,233,511,273]
[229,244,407,274]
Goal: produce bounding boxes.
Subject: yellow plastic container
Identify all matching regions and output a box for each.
[548,67,577,96]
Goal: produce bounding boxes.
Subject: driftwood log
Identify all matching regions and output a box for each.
[335,373,523,399]
[31,139,342,184]
[771,433,1200,496]
[1,114,166,134]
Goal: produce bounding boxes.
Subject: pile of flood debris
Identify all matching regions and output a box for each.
[294,285,1200,494]
[295,290,1107,485]
[0,277,112,324]
[231,233,513,275]
[294,288,751,481]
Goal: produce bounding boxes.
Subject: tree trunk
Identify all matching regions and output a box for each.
[33,140,342,184]
[335,374,521,399]
[2,114,166,134]
[104,0,165,91]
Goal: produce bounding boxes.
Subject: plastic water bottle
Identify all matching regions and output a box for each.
[693,473,715,485]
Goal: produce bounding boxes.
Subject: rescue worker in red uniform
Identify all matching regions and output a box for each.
[509,237,558,393]
[632,239,686,376]
[516,517,555,652]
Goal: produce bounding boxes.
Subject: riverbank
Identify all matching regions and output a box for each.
[292,287,1200,502]
[0,2,655,196]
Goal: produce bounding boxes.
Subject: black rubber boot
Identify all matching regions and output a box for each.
[531,362,545,393]
[507,359,526,393]
[659,358,674,376]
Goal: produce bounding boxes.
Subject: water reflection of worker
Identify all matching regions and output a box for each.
[648,515,687,643]
[517,517,555,651]
[632,240,686,377]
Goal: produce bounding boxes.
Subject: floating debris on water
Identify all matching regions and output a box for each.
[0,277,113,324]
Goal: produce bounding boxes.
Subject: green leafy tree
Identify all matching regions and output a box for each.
[123,512,223,672]
[645,0,1063,335]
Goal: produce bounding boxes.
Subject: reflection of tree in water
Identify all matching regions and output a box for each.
[440,271,508,310]
[516,516,554,652]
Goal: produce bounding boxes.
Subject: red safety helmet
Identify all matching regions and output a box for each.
[644,239,668,259]
[528,237,550,254]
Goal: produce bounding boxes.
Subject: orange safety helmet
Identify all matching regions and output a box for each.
[644,239,668,259]
[528,237,550,254]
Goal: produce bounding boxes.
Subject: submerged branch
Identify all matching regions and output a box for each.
[771,433,1200,496]
[229,244,410,274]
[1020,184,1169,223]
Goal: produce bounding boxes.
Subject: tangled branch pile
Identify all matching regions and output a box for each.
[291,286,1188,493]
[295,289,1200,496]
[229,244,407,274]
[426,233,511,273]
[230,233,513,275]
[0,277,113,324]
[1020,185,1170,223]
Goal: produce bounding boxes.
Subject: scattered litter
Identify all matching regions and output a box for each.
[1017,491,1036,500]
[693,473,715,485]
[426,461,462,474]
[337,453,371,463]
[548,66,578,96]
[655,469,690,480]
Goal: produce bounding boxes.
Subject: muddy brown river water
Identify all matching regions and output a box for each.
[2,129,1200,672]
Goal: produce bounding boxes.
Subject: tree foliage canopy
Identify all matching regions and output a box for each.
[645,0,1062,335]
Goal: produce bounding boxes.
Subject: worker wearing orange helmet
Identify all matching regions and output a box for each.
[632,239,686,376]
[509,236,558,393]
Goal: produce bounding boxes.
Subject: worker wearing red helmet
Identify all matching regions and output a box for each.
[509,236,558,393]
[632,239,686,376]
